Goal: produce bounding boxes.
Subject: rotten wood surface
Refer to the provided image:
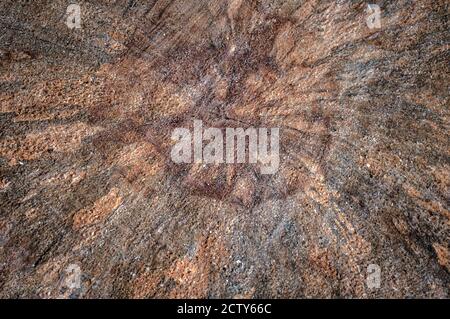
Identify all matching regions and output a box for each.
[0,0,449,298]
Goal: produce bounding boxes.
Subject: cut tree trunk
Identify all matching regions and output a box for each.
[0,0,448,298]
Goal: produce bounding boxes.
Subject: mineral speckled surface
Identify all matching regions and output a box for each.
[0,0,449,298]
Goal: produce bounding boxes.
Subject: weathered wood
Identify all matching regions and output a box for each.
[0,0,448,298]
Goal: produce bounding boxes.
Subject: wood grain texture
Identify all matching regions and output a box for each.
[0,0,449,298]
